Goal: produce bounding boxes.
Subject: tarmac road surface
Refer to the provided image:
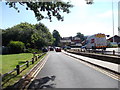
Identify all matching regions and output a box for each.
[28,51,119,89]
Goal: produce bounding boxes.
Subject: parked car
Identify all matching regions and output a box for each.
[55,47,61,52]
[49,47,54,51]
[81,46,86,49]
[42,48,48,52]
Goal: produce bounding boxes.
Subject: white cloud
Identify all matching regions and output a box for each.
[97,10,118,19]
[53,21,118,37]
[97,10,112,18]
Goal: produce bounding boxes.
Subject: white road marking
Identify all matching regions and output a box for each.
[64,53,120,81]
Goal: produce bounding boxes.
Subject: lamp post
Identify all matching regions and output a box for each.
[112,0,115,42]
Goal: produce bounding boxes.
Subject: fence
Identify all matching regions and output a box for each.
[70,48,120,56]
[2,53,46,86]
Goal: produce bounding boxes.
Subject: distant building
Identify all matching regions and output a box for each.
[107,35,120,44]
[60,36,82,47]
[60,37,72,46]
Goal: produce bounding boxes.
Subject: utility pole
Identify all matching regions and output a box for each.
[112,0,115,42]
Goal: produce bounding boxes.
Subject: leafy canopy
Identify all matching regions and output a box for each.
[6,1,73,22]
[52,30,61,46]
[2,22,54,49]
[6,0,93,22]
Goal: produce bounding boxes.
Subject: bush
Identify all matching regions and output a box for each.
[8,41,25,54]
[118,43,120,47]
[2,46,9,54]
[25,48,42,53]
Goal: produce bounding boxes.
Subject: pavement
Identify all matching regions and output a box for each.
[62,50,120,74]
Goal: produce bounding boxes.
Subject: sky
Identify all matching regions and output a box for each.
[0,0,119,38]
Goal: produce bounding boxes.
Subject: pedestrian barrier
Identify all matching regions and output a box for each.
[70,48,120,56]
[2,53,46,87]
[67,49,120,64]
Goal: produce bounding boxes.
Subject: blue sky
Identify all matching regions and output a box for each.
[0,0,119,37]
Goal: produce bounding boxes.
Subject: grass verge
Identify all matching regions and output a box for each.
[2,53,46,89]
[2,53,33,74]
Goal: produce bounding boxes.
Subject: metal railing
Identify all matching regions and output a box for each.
[70,48,120,56]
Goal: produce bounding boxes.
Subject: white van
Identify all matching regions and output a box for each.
[85,33,107,50]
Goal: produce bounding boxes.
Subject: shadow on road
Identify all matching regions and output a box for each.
[28,75,56,89]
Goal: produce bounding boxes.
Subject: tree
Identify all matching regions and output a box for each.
[76,32,85,42]
[5,1,94,22]
[6,1,73,22]
[2,22,54,49]
[52,30,61,46]
[85,0,94,4]
[34,23,54,48]
[2,22,35,46]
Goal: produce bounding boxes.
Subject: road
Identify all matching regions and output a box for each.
[28,51,119,89]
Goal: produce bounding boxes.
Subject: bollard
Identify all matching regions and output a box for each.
[16,65,20,75]
[26,61,29,67]
[84,49,85,52]
[113,50,115,55]
[32,58,34,64]
[102,50,104,54]
[88,50,90,53]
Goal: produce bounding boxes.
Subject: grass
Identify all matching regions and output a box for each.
[0,54,2,75]
[1,53,46,89]
[1,53,33,74]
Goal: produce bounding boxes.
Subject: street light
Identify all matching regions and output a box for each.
[112,0,115,42]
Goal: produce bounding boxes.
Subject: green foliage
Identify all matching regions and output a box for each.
[2,22,34,46]
[8,41,25,54]
[2,47,9,54]
[52,30,61,46]
[6,2,73,22]
[118,44,120,47]
[25,48,42,53]
[2,53,45,89]
[76,32,85,42]
[2,22,54,49]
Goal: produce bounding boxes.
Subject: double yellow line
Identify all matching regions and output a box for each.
[25,53,49,89]
[31,53,49,80]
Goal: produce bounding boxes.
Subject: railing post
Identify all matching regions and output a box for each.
[83,49,85,52]
[26,61,29,67]
[35,56,38,61]
[38,55,39,58]
[113,50,115,55]
[89,50,90,53]
[16,65,20,75]
[32,58,34,64]
[102,50,104,54]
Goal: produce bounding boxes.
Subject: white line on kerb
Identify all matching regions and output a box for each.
[64,53,120,81]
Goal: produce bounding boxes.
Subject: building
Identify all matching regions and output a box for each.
[107,35,120,44]
[60,36,82,47]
